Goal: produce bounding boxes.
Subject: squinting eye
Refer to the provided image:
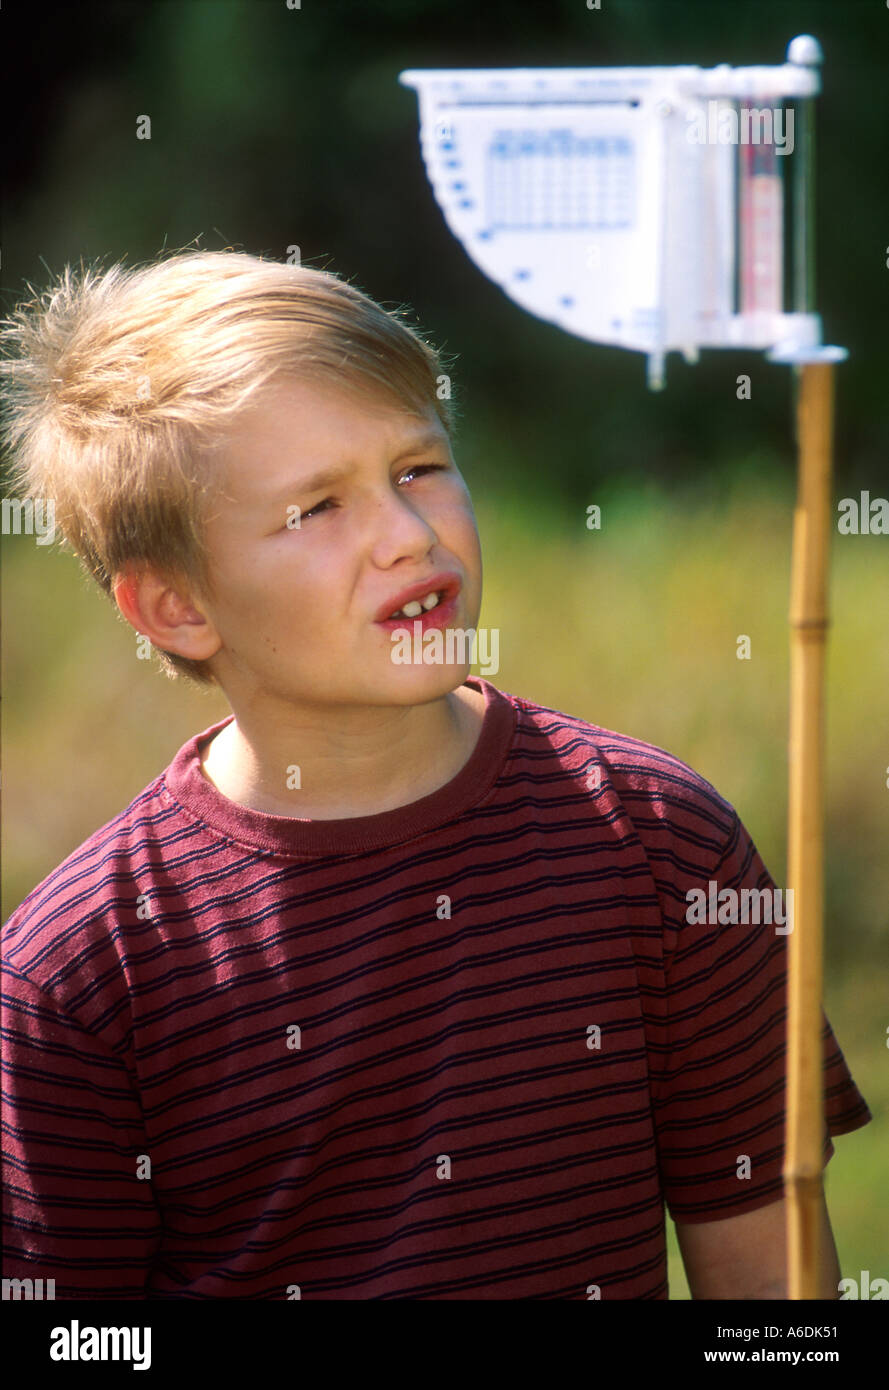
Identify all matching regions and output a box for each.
[296,464,446,524]
[301,498,333,520]
[399,463,447,483]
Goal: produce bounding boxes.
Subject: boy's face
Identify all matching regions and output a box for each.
[194,373,483,710]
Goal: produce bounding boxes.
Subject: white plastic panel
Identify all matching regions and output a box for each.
[400,56,825,383]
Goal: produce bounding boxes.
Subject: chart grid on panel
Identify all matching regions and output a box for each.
[485,128,636,232]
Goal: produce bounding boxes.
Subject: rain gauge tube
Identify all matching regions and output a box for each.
[738,100,784,315]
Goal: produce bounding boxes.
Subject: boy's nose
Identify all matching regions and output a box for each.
[368,486,439,549]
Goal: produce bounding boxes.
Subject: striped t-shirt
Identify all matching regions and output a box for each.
[2,675,871,1299]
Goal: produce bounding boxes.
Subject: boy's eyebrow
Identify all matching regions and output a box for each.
[258,429,450,503]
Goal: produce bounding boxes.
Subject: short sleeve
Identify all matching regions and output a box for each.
[650,810,872,1224]
[1,964,163,1297]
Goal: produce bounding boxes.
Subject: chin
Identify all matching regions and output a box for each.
[379,664,474,703]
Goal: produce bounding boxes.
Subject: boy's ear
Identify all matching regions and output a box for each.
[112,565,223,663]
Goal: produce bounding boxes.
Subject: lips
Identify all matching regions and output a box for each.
[375,587,461,635]
[374,572,462,624]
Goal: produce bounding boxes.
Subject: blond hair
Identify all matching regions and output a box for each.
[0,249,460,686]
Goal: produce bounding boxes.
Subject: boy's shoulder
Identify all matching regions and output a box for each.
[3,712,238,958]
[507,684,738,835]
[2,766,177,989]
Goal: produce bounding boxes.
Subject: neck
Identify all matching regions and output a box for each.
[200,682,485,820]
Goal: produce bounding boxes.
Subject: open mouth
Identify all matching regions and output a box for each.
[375,581,460,631]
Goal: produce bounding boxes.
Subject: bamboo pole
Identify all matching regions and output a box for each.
[783,360,835,1299]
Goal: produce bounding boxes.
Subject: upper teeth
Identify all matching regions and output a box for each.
[389,591,441,619]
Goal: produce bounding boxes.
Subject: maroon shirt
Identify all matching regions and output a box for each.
[2,676,871,1298]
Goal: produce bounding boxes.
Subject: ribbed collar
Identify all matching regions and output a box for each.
[161,676,517,858]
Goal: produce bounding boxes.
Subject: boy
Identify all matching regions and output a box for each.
[1,250,871,1299]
